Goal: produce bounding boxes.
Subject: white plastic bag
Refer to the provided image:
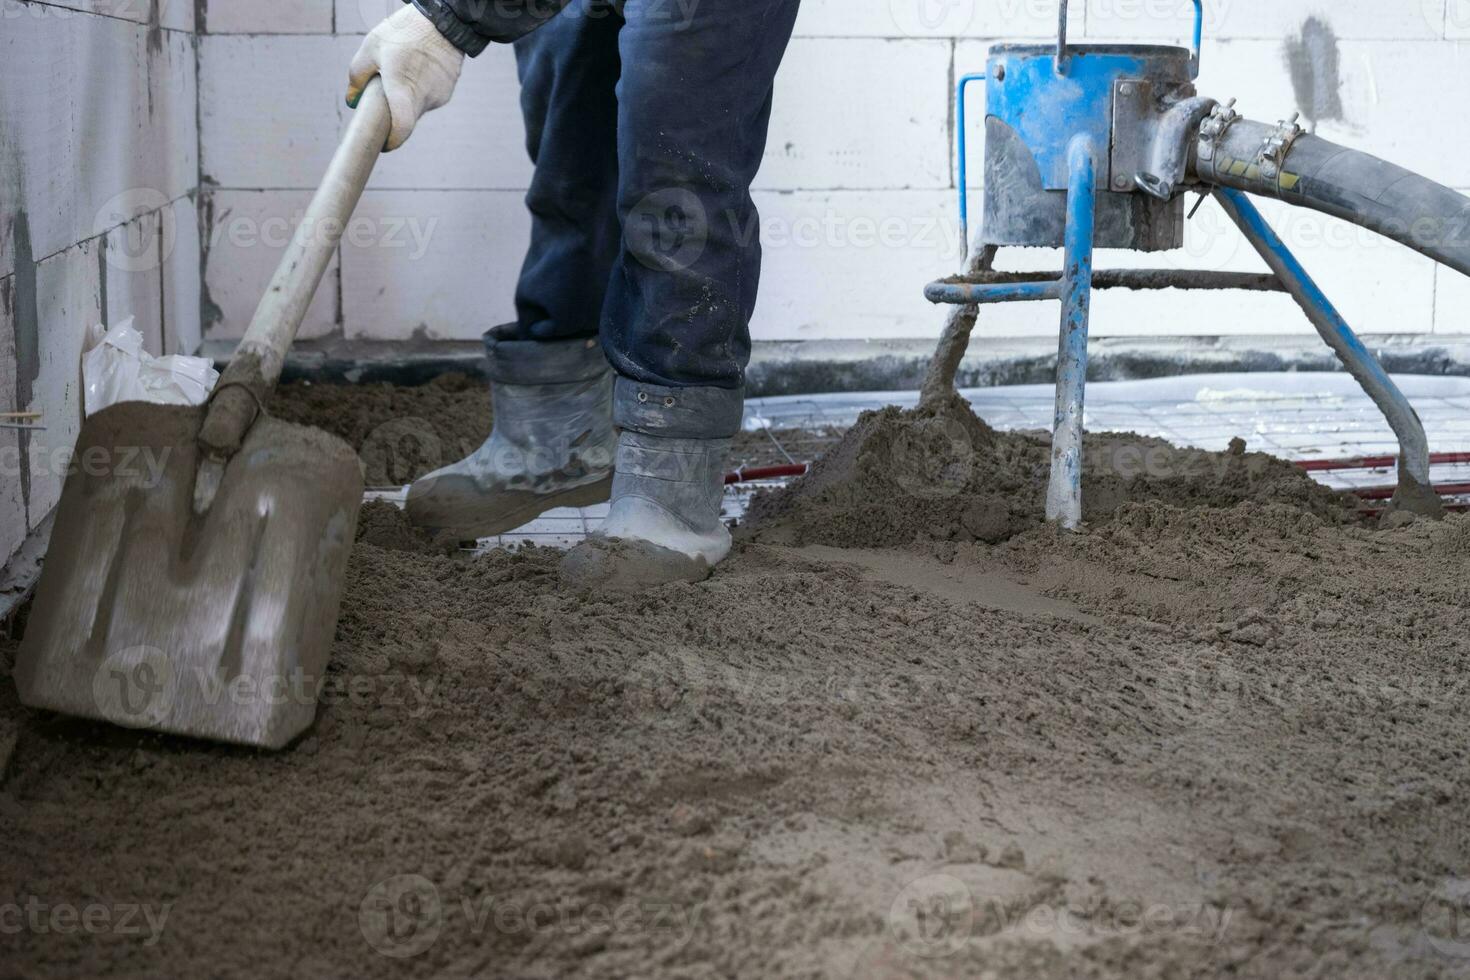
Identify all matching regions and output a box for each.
[82,317,219,417]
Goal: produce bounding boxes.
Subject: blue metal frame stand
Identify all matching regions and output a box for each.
[1214,188,1436,510]
[1045,136,1097,528]
[928,0,1442,526]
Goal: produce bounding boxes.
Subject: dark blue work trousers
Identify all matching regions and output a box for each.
[507,0,800,436]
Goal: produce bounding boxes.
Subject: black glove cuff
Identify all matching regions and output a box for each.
[406,0,490,57]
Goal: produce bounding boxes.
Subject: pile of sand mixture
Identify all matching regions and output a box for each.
[743,391,1356,549]
[267,373,838,487]
[4,380,1470,979]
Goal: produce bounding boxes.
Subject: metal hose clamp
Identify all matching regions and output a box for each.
[1258,112,1304,180]
[1195,98,1240,180]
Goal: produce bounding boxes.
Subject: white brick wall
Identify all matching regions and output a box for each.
[342,190,529,340]
[205,0,334,35]
[202,189,343,341]
[0,2,201,566]
[756,39,953,191]
[192,0,1470,347]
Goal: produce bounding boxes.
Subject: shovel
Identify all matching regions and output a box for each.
[14,80,394,749]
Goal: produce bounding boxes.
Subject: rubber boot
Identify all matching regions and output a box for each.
[561,378,742,590]
[405,327,614,539]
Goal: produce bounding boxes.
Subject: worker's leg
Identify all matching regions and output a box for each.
[508,0,624,341]
[562,0,801,587]
[601,0,798,393]
[406,1,623,536]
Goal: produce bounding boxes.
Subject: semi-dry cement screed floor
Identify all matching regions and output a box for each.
[2,374,1469,978]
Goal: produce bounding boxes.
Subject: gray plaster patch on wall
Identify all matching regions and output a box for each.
[1284,17,1344,125]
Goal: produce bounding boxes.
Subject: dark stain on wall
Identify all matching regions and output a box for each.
[146,0,163,54]
[198,190,224,333]
[1284,16,1344,124]
[99,235,110,329]
[11,209,38,519]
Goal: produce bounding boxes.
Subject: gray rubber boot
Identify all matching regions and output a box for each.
[406,327,614,539]
[561,378,741,590]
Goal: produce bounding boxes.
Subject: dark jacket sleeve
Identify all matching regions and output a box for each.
[409,0,573,56]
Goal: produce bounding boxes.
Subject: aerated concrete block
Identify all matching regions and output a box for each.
[163,195,204,355]
[340,190,528,340]
[368,45,533,191]
[202,189,341,341]
[1448,0,1470,38]
[751,189,957,341]
[26,239,103,528]
[104,209,167,353]
[205,0,334,34]
[199,34,359,189]
[793,0,1074,38]
[758,38,951,191]
[0,14,197,278]
[15,0,194,31]
[1083,0,1444,42]
[334,0,401,35]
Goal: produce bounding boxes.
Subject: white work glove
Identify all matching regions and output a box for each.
[347,5,465,152]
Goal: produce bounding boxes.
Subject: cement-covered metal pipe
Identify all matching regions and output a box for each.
[1044,134,1098,530]
[1135,96,1216,200]
[1194,117,1470,277]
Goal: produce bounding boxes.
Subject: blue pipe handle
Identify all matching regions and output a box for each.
[1056,0,1203,77]
[1189,0,1203,76]
[955,72,986,258]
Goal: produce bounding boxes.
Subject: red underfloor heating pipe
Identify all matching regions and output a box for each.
[723,453,1470,510]
[723,464,809,485]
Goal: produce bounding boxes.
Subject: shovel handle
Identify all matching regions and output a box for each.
[198,77,392,459]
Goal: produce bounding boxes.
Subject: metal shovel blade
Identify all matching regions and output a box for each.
[14,402,362,749]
